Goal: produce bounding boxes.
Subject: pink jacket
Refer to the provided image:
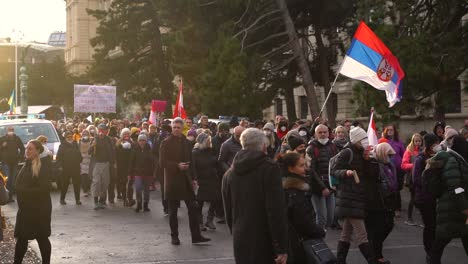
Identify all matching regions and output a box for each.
[401,148,420,171]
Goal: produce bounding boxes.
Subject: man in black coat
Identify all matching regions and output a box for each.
[0,126,25,202]
[218,126,245,173]
[56,131,83,205]
[222,128,288,264]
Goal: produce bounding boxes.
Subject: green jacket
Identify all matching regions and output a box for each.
[426,150,468,239]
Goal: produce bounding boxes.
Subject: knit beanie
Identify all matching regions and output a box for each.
[288,136,305,150]
[444,127,458,140]
[423,134,439,149]
[350,126,367,144]
[137,134,147,141]
[263,122,275,131]
[120,128,131,138]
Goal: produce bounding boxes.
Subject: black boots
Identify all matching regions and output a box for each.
[143,202,150,212]
[136,201,150,212]
[359,242,378,264]
[135,201,142,212]
[337,241,350,264]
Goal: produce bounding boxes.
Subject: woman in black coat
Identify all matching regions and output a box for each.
[14,140,52,264]
[192,132,220,231]
[282,152,326,264]
[56,131,83,205]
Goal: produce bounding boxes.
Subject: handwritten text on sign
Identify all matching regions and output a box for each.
[74,85,116,113]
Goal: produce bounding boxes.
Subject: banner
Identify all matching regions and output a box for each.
[74,85,116,113]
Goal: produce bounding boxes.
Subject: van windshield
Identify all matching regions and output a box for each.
[0,123,60,144]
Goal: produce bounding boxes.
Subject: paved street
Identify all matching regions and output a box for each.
[2,188,467,264]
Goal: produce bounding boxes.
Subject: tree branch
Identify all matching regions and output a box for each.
[243,31,288,50]
[262,40,293,58]
[233,9,281,38]
[235,0,251,25]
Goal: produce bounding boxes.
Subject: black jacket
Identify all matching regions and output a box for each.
[89,136,115,163]
[306,139,338,187]
[0,134,25,164]
[218,136,242,173]
[56,141,82,173]
[192,148,220,201]
[129,143,154,177]
[222,150,288,264]
[284,173,326,264]
[115,142,133,178]
[330,144,368,219]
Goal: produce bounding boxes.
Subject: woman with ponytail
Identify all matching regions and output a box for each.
[14,140,52,264]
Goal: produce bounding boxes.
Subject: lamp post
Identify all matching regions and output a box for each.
[13,29,24,109]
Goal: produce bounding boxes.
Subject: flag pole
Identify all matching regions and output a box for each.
[318,60,345,117]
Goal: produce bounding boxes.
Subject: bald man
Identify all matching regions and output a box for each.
[219,126,246,173]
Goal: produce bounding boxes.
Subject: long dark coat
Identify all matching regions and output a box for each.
[159,135,194,201]
[15,158,52,239]
[191,148,220,201]
[222,150,288,264]
[56,141,82,177]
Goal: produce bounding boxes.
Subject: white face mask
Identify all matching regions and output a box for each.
[66,139,74,144]
[432,144,442,153]
[264,130,272,136]
[7,131,13,136]
[360,138,369,149]
[280,126,287,132]
[122,142,132,150]
[229,128,234,134]
[187,136,195,142]
[318,138,329,145]
[299,131,307,137]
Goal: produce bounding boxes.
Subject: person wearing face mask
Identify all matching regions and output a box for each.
[56,131,83,205]
[333,126,349,151]
[86,125,97,138]
[382,124,406,218]
[330,126,378,264]
[425,135,468,264]
[218,126,246,173]
[276,120,289,140]
[306,124,337,229]
[263,122,280,159]
[129,134,154,212]
[298,126,311,143]
[440,127,458,151]
[0,126,25,203]
[412,134,439,263]
[116,128,134,206]
[78,130,93,197]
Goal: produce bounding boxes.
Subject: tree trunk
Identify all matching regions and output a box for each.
[275,0,320,118]
[314,25,337,127]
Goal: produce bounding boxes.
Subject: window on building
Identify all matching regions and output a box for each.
[275,98,283,116]
[300,96,308,119]
[445,80,462,113]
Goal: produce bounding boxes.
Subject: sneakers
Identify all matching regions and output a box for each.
[404,219,417,226]
[200,224,207,232]
[205,220,216,230]
[192,235,211,244]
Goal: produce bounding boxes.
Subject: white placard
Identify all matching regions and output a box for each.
[74,85,116,113]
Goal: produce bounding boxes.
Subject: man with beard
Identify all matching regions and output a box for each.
[0,126,25,203]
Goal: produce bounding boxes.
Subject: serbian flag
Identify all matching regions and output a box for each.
[367,108,379,146]
[340,21,405,107]
[173,80,187,119]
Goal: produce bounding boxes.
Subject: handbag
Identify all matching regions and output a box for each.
[0,175,9,206]
[302,238,337,264]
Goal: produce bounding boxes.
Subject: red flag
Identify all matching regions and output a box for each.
[149,100,167,124]
[173,80,187,119]
[367,108,379,146]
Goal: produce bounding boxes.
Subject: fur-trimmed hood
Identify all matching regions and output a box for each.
[283,174,310,191]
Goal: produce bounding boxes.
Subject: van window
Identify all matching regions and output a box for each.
[0,123,59,144]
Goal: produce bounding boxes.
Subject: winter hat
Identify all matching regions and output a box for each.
[137,134,147,141]
[97,123,108,130]
[120,128,131,138]
[288,136,305,150]
[350,126,367,144]
[374,142,396,163]
[263,122,275,131]
[130,127,140,135]
[444,127,458,140]
[423,134,439,149]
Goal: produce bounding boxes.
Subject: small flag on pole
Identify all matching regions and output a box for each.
[173,80,187,119]
[86,115,93,123]
[339,21,405,107]
[367,108,379,146]
[7,90,15,114]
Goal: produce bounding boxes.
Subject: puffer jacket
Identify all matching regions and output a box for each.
[412,153,434,204]
[330,144,368,219]
[306,139,338,187]
[129,143,154,177]
[426,150,468,239]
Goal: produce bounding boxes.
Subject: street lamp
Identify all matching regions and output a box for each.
[13,29,24,108]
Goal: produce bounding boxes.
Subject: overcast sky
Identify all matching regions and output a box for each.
[0,0,66,43]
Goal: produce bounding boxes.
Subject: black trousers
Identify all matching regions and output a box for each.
[415,202,437,255]
[81,173,91,193]
[430,236,468,264]
[117,172,127,200]
[365,210,395,259]
[14,236,51,264]
[168,200,201,239]
[60,171,81,202]
[107,165,117,201]
[126,178,134,202]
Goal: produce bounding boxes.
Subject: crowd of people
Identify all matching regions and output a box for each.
[1,114,468,264]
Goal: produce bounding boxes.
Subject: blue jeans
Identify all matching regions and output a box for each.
[311,193,335,228]
[3,163,18,196]
[134,177,150,203]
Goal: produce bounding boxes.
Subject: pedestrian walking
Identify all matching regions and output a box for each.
[412,134,439,263]
[14,140,52,264]
[401,133,423,226]
[425,136,468,264]
[90,124,115,210]
[159,118,210,245]
[222,128,288,264]
[330,126,377,264]
[116,128,133,206]
[283,152,326,263]
[57,131,83,205]
[78,130,93,197]
[129,134,153,212]
[0,126,25,203]
[191,132,220,231]
[153,123,172,215]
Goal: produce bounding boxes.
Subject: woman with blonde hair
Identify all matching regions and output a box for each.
[14,140,52,264]
[333,126,349,151]
[401,133,422,226]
